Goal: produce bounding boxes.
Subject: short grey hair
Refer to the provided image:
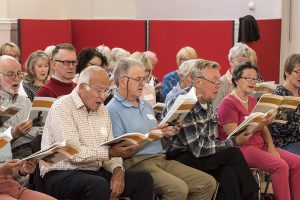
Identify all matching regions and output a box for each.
[114,58,144,87]
[228,42,251,62]
[178,59,197,77]
[191,59,220,84]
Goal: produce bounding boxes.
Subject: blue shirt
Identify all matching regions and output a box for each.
[106,92,164,155]
[161,70,180,102]
[165,82,183,104]
[163,87,235,158]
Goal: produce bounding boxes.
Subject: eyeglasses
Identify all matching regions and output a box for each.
[292,70,300,75]
[240,77,259,83]
[83,83,111,95]
[124,76,148,84]
[196,76,222,86]
[0,71,24,79]
[55,60,78,66]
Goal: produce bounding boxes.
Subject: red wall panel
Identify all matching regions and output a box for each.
[149,20,234,81]
[71,20,146,53]
[18,19,72,69]
[246,19,281,83]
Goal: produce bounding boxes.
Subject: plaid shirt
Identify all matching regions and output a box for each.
[163,87,236,158]
[0,90,38,149]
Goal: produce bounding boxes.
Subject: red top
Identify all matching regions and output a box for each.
[218,94,264,146]
[36,77,76,98]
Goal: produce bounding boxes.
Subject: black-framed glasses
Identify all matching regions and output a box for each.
[240,77,259,83]
[0,71,24,79]
[196,76,222,86]
[292,70,300,75]
[83,83,111,95]
[124,76,148,84]
[55,59,78,66]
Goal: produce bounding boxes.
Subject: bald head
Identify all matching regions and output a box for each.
[77,66,110,88]
[77,66,111,111]
[0,55,20,66]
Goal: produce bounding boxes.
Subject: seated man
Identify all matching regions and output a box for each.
[41,66,153,200]
[0,127,55,200]
[163,59,259,200]
[36,43,77,98]
[107,58,216,200]
[0,55,35,158]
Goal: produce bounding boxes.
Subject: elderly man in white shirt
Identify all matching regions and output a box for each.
[41,66,153,200]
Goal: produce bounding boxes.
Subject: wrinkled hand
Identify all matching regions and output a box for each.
[155,123,182,139]
[0,159,22,175]
[110,167,125,200]
[267,145,280,158]
[13,120,33,138]
[20,160,37,174]
[234,130,252,146]
[263,111,277,125]
[109,141,140,159]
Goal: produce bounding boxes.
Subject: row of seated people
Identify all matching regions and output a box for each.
[0,42,300,200]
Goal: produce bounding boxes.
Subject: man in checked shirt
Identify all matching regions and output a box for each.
[163,59,259,200]
[41,66,153,200]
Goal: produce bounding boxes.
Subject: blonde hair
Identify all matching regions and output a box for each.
[176,46,198,67]
[130,51,153,72]
[24,50,50,83]
[0,42,20,60]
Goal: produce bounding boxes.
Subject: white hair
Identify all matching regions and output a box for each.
[178,59,197,76]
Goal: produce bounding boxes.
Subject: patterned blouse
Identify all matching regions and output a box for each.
[269,85,300,147]
[22,81,40,102]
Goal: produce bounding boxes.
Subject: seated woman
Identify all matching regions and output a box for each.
[130,51,156,106]
[23,50,50,101]
[269,54,300,155]
[218,62,300,200]
[73,47,107,83]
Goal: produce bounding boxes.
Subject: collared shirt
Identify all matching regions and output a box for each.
[161,70,180,101]
[165,82,183,104]
[0,126,12,163]
[269,85,300,147]
[163,87,235,158]
[213,70,234,111]
[106,92,163,156]
[40,89,123,177]
[0,90,36,149]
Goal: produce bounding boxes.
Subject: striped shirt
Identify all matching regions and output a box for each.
[40,89,123,177]
[0,90,38,149]
[163,87,236,158]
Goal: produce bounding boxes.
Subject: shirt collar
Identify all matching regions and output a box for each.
[0,90,19,103]
[71,89,86,110]
[114,91,145,109]
[225,69,232,84]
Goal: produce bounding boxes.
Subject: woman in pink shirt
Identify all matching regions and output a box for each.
[218,62,300,200]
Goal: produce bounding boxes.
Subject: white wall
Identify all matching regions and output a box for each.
[4,0,136,19]
[136,0,281,20]
[1,0,298,83]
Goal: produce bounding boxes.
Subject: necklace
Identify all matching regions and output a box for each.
[232,90,248,104]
